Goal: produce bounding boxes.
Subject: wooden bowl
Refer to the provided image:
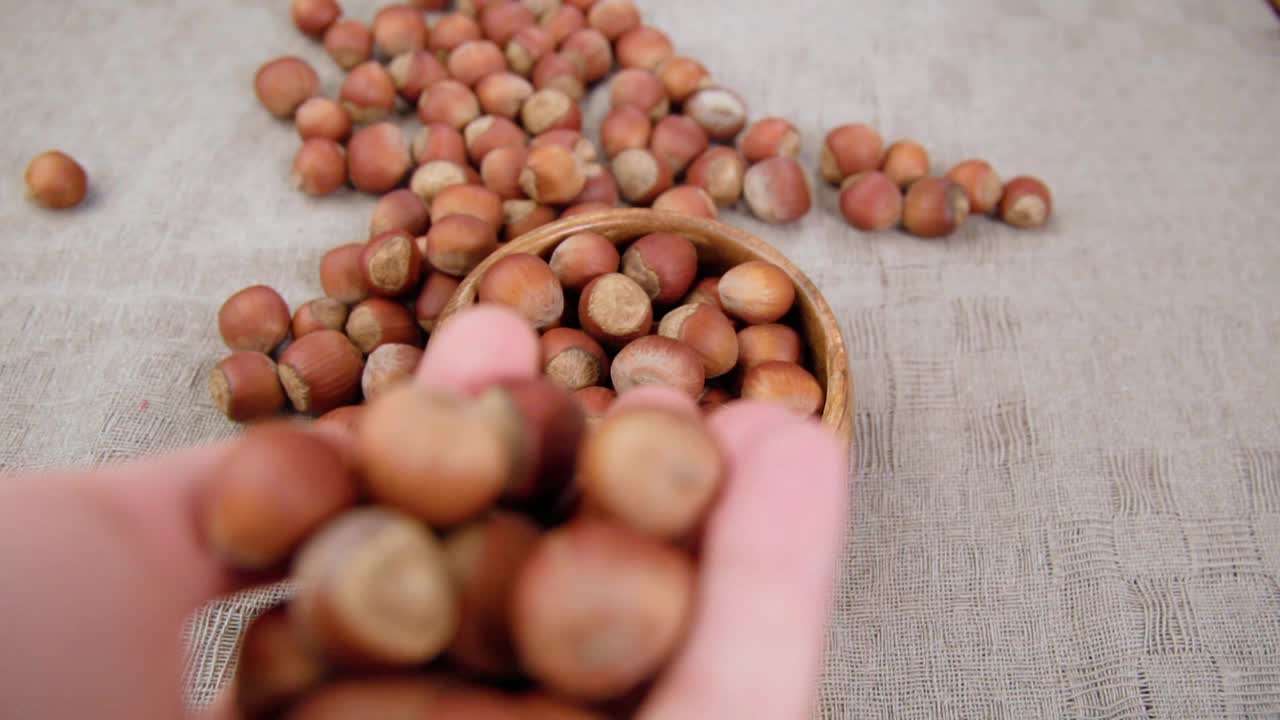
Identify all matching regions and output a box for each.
[441,209,853,447]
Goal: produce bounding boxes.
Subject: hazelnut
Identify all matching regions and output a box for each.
[739,117,801,163]
[540,327,609,391]
[549,232,619,290]
[503,199,558,240]
[686,146,746,207]
[652,185,717,219]
[530,129,597,164]
[609,68,669,120]
[945,159,1003,215]
[476,71,534,118]
[684,86,747,141]
[448,40,508,86]
[426,214,500,276]
[719,260,795,324]
[999,175,1052,228]
[475,378,586,503]
[477,253,565,330]
[430,13,483,57]
[370,189,429,237]
[559,28,613,82]
[611,148,673,204]
[23,150,87,210]
[203,423,357,569]
[601,106,651,158]
[415,271,462,333]
[522,0,563,18]
[612,335,705,399]
[293,298,351,339]
[278,330,364,414]
[321,243,371,304]
[520,87,582,135]
[520,144,586,204]
[740,360,824,416]
[839,171,902,231]
[372,4,429,58]
[572,386,616,423]
[388,50,449,102]
[655,55,709,103]
[361,230,423,297]
[821,123,883,184]
[431,184,505,230]
[417,79,481,129]
[903,177,970,238]
[292,0,341,37]
[580,408,723,537]
[658,303,739,377]
[324,20,374,70]
[531,53,586,100]
[578,272,652,346]
[571,164,619,206]
[235,608,325,716]
[219,285,291,354]
[254,57,319,118]
[621,232,697,305]
[505,25,554,76]
[481,144,529,199]
[409,160,477,204]
[290,507,459,664]
[586,0,639,40]
[347,122,411,193]
[699,387,732,414]
[464,115,528,164]
[737,323,802,369]
[346,297,422,353]
[362,343,424,400]
[292,138,347,195]
[295,97,353,142]
[511,519,694,700]
[682,275,722,310]
[411,123,469,165]
[743,156,812,224]
[481,1,536,46]
[315,405,366,434]
[560,201,612,217]
[881,139,930,188]
[615,25,672,70]
[650,114,708,174]
[540,4,585,45]
[208,352,286,422]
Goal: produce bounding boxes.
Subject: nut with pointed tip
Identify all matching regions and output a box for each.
[658,303,739,378]
[615,25,672,70]
[549,232,619,290]
[372,4,428,57]
[541,4,586,44]
[655,55,709,103]
[609,68,669,121]
[601,106,652,159]
[346,298,422,354]
[361,230,423,297]
[409,160,476,204]
[448,39,508,86]
[739,117,800,163]
[821,123,883,184]
[684,86,747,141]
[255,57,319,118]
[650,115,708,174]
[411,123,469,165]
[325,20,374,70]
[478,253,565,330]
[520,88,582,135]
[292,0,341,37]
[741,360,824,415]
[321,243,371,305]
[209,352,286,422]
[296,97,352,143]
[560,28,613,82]
[348,123,411,193]
[578,272,653,346]
[531,52,586,100]
[415,272,462,333]
[586,0,640,39]
[506,25,554,76]
[653,185,717,219]
[476,71,534,118]
[235,608,325,717]
[612,335,705,399]
[418,79,481,129]
[342,61,396,124]
[481,144,529,199]
[388,50,449,102]
[945,159,1003,216]
[520,144,586,204]
[999,175,1052,228]
[621,232,697,305]
[839,171,902,231]
[903,177,969,238]
[683,276,722,310]
[503,199,558,241]
[293,298,350,339]
[426,215,499,277]
[362,343,424,400]
[686,146,745,207]
[464,115,527,164]
[541,327,610,391]
[611,148,673,205]
[743,156,812,224]
[430,184,505,230]
[738,323,802,369]
[370,189,429,238]
[278,330,364,415]
[219,285,291,354]
[881,140,930,188]
[293,139,347,196]
[719,260,795,324]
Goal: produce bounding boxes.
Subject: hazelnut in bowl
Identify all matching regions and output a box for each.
[440,208,853,447]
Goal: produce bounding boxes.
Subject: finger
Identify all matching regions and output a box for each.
[639,403,849,720]
[609,385,700,419]
[417,305,540,394]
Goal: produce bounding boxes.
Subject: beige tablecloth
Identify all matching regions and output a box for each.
[3,0,1279,716]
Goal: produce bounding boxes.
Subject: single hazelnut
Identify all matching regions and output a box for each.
[293,298,351,339]
[718,260,795,324]
[530,129,598,164]
[999,175,1052,228]
[373,4,429,58]
[743,156,812,224]
[478,253,565,330]
[254,57,320,118]
[278,330,364,414]
[520,144,586,204]
[699,387,732,414]
[945,159,1003,216]
[658,303,739,377]
[511,519,694,700]
[520,87,582,135]
[346,297,422,353]
[612,335,705,399]
[464,115,528,164]
[652,185,717,219]
[296,97,352,142]
[601,106,651,158]
[426,214,500,276]
[655,55,709,103]
[621,232,697,305]
[474,378,586,503]
[219,285,291,353]
[292,138,347,195]
[209,352,286,422]
[739,117,801,163]
[481,144,529,199]
[315,405,366,434]
[448,40,508,86]
[417,79,481,129]
[611,148,673,204]
[347,122,411,193]
[903,176,970,238]
[532,52,586,100]
[839,171,902,231]
[290,507,459,664]
[737,323,803,369]
[415,271,462,333]
[549,232,619,290]
[540,327,609,391]
[571,164,619,205]
[650,114,708,173]
[559,28,613,82]
[578,272,652,346]
[430,12,483,57]
[388,50,449,102]
[684,86,747,141]
[361,230,423,297]
[235,608,326,717]
[480,0,536,45]
[540,4,585,45]
[411,123,469,165]
[572,386,616,424]
[560,201,612,217]
[430,184,505,230]
[23,150,88,210]
[881,139,930,188]
[686,146,745,207]
[740,360,824,416]
[503,199,558,240]
[586,0,639,40]
[324,20,374,70]
[505,25,554,76]
[615,25,672,70]
[203,423,357,569]
[682,275,721,310]
[409,160,476,204]
[362,343,424,400]
[821,123,883,184]
[476,71,534,118]
[321,243,371,304]
[370,189,429,238]
[292,0,342,37]
[609,68,668,120]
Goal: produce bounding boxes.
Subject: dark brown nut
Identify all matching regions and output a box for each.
[612,335,705,399]
[411,123,469,165]
[415,272,462,333]
[739,117,800,163]
[839,171,902,231]
[549,232,619,290]
[682,276,722,310]
[430,184,505,230]
[290,507,459,664]
[346,298,422,354]
[478,253,565,330]
[821,123,883,184]
[292,139,348,196]
[611,148,673,204]
[373,4,429,57]
[655,55,709,103]
[718,260,795,324]
[348,123,411,193]
[530,128,597,164]
[362,343,424,400]
[743,156,812,224]
[614,25,672,70]
[371,189,429,238]
[601,106,651,158]
[476,71,535,118]
[361,230,423,297]
[559,28,613,82]
[474,378,586,504]
[430,13,483,57]
[571,164,619,206]
[609,68,668,120]
[903,177,970,238]
[503,199,558,240]
[388,50,449,102]
[325,20,374,70]
[255,57,320,118]
[235,608,326,717]
[426,214,500,277]
[292,0,341,37]
[293,298,351,339]
[296,97,353,142]
[881,139,930,188]
[540,327,610,391]
[464,115,528,164]
[481,144,529,199]
[278,330,365,415]
[945,159,1003,215]
[409,160,477,204]
[740,360,824,416]
[24,150,87,210]
[417,79,482,129]
[578,272,652,346]
[520,144,586,204]
[520,87,582,135]
[209,352,286,422]
[448,39,508,86]
[658,303,739,378]
[532,52,586,100]
[586,0,639,40]
[652,185,717,219]
[219,285,290,354]
[649,114,707,174]
[684,86,747,141]
[737,323,802,369]
[686,146,746,207]
[540,4,585,45]
[572,386,616,423]
[999,175,1053,228]
[621,232,697,305]
[506,25,555,76]
[321,243,371,305]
